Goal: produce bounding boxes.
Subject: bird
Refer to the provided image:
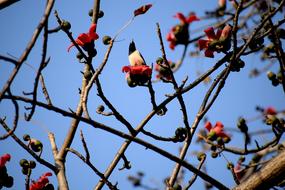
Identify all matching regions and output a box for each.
[128,40,146,66]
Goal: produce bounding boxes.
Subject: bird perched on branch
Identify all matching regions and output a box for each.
[122,40,152,87]
[128,40,146,66]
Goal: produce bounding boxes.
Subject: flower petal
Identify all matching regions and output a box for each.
[174,12,187,24]
[67,43,75,52]
[204,121,212,131]
[198,39,209,50]
[122,66,131,73]
[204,27,217,40]
[204,49,214,58]
[77,33,92,44]
[134,4,152,17]
[186,13,200,24]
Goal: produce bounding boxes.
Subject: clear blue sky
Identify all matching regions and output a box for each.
[0,0,284,190]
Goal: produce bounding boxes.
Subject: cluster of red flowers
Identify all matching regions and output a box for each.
[30,172,53,190]
[166,12,199,50]
[67,24,99,56]
[205,121,230,143]
[198,25,232,58]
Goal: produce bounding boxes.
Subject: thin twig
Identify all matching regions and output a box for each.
[0,0,55,100]
[0,89,19,140]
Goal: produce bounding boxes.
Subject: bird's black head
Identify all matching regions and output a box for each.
[129,40,136,55]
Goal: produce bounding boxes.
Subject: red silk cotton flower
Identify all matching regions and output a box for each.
[122,65,152,87]
[198,24,232,58]
[67,24,99,52]
[264,106,277,115]
[0,154,11,168]
[166,12,199,50]
[205,121,230,143]
[30,172,52,190]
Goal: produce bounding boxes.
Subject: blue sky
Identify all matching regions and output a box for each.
[1,0,285,190]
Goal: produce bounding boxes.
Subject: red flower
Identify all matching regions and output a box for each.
[166,13,199,50]
[122,65,152,87]
[198,24,232,58]
[264,106,277,115]
[134,4,152,17]
[205,121,230,141]
[67,24,99,52]
[30,172,52,190]
[0,154,11,168]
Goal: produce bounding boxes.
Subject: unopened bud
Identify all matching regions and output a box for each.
[61,20,71,31]
[102,36,112,45]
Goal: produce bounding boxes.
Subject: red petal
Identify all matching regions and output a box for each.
[216,29,222,40]
[166,32,175,41]
[89,24,97,35]
[265,107,277,115]
[122,66,131,73]
[77,33,92,44]
[215,121,224,128]
[134,4,152,17]
[88,24,99,40]
[204,27,217,40]
[44,172,52,177]
[174,12,187,24]
[204,49,214,58]
[198,39,209,50]
[67,43,75,52]
[186,14,200,24]
[204,121,212,131]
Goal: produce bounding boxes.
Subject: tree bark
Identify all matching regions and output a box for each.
[233,149,285,190]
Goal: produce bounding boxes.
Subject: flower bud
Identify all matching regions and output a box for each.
[267,71,276,80]
[76,52,84,60]
[174,127,187,142]
[172,184,182,190]
[237,117,248,133]
[197,152,206,161]
[61,20,71,31]
[126,75,137,87]
[30,139,43,152]
[223,136,231,143]
[23,134,30,141]
[210,145,217,151]
[96,105,105,113]
[207,130,217,141]
[102,35,112,45]
[211,151,218,158]
[217,137,224,145]
[29,161,36,169]
[98,10,104,18]
[226,162,234,170]
[88,9,93,17]
[156,57,164,64]
[21,167,29,175]
[19,159,29,168]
